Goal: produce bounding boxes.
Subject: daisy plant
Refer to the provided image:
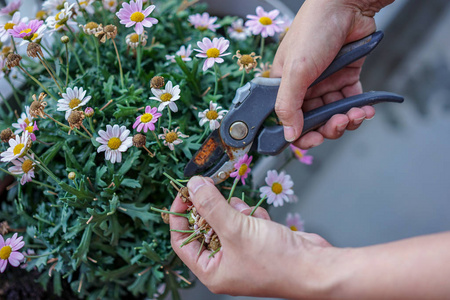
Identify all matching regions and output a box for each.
[0,0,295,298]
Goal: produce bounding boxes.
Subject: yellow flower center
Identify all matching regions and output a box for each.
[21,159,34,173]
[55,12,62,21]
[289,225,298,231]
[68,98,81,109]
[20,28,32,35]
[294,149,304,158]
[2,46,12,55]
[4,22,15,30]
[108,137,122,150]
[24,118,30,126]
[129,33,139,43]
[130,11,145,23]
[36,10,47,19]
[13,143,24,156]
[238,164,248,176]
[160,93,172,102]
[261,70,270,78]
[56,3,66,10]
[205,110,218,120]
[0,245,12,260]
[80,1,88,5]
[271,182,283,194]
[31,33,39,41]
[259,16,272,25]
[109,1,115,7]
[141,113,153,123]
[240,55,254,66]
[25,125,34,133]
[235,28,243,33]
[206,48,220,58]
[86,22,99,29]
[165,132,178,143]
[197,25,208,31]
[55,24,62,30]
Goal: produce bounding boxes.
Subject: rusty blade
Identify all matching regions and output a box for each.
[184,129,227,178]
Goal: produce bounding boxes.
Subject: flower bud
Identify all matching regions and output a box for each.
[84,107,94,117]
[68,172,76,180]
[61,35,70,44]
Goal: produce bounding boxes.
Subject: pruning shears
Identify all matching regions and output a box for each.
[184,31,404,184]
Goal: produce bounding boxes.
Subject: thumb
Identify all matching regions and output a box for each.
[187,176,242,237]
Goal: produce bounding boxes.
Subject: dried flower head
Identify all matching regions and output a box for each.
[80,22,103,35]
[29,93,48,119]
[160,207,170,224]
[26,42,43,58]
[5,53,21,69]
[1,128,15,143]
[0,221,9,236]
[95,24,117,43]
[67,110,85,130]
[125,31,148,49]
[158,127,188,151]
[132,134,146,148]
[150,76,165,89]
[233,50,261,73]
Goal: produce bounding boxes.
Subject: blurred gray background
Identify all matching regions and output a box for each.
[183,0,450,299]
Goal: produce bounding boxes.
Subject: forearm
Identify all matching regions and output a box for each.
[322,232,450,299]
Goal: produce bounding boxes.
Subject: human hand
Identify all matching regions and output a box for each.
[272,0,394,148]
[170,176,335,298]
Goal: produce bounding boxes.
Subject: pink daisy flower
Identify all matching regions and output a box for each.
[290,145,313,165]
[116,0,158,35]
[259,170,294,207]
[229,154,252,185]
[195,37,231,71]
[0,0,21,16]
[133,106,161,133]
[0,233,25,273]
[20,121,39,142]
[165,44,193,63]
[245,6,283,38]
[8,153,36,185]
[8,19,44,40]
[188,12,220,32]
[286,213,304,232]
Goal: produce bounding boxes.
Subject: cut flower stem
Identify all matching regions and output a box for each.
[250,195,267,216]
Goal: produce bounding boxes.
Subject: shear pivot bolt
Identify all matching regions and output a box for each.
[218,172,227,180]
[230,121,248,140]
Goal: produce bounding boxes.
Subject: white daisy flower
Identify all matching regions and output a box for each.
[57,86,92,120]
[165,45,193,63]
[0,11,28,43]
[1,132,30,162]
[125,31,148,49]
[158,127,188,151]
[286,213,304,232]
[42,0,67,12]
[8,153,36,185]
[79,22,103,35]
[102,0,118,12]
[259,170,294,207]
[150,80,181,112]
[227,18,251,41]
[12,106,33,135]
[75,0,95,15]
[198,101,227,131]
[45,2,76,34]
[96,125,133,163]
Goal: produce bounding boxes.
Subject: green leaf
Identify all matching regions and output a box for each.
[41,141,64,165]
[121,178,141,189]
[113,104,138,119]
[103,75,115,100]
[118,149,141,176]
[59,182,95,200]
[72,224,93,268]
[118,202,160,224]
[140,241,161,262]
[63,143,83,171]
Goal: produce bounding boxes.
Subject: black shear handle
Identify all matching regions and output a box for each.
[256,92,403,155]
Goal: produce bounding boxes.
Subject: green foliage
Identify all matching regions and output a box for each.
[0,0,279,298]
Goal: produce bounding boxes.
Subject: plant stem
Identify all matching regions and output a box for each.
[136,37,142,77]
[227,177,239,203]
[111,39,124,89]
[196,127,208,143]
[25,248,58,259]
[69,42,85,74]
[66,24,92,59]
[213,64,219,96]
[208,247,221,258]
[162,172,184,188]
[43,112,90,139]
[64,43,70,88]
[250,195,267,216]
[37,54,63,93]
[0,91,13,114]
[10,36,17,53]
[18,66,58,101]
[168,109,172,129]
[151,130,163,149]
[4,76,21,106]
[150,207,189,218]
[91,35,100,68]
[260,37,265,58]
[239,70,246,87]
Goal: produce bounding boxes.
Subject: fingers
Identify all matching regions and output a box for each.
[186,176,243,237]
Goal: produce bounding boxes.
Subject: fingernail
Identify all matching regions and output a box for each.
[337,122,348,132]
[187,176,211,195]
[366,115,375,120]
[353,116,365,125]
[284,126,296,142]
